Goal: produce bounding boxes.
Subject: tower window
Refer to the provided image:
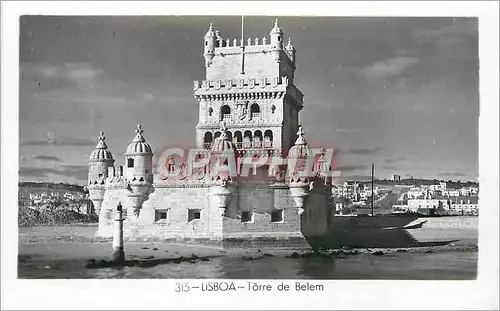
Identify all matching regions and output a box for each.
[127,158,134,168]
[98,173,103,178]
[188,208,202,222]
[208,107,213,116]
[241,211,252,223]
[271,209,283,223]
[250,103,261,120]
[155,209,169,222]
[221,105,231,121]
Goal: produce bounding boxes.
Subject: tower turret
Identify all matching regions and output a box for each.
[124,124,153,183]
[286,37,296,65]
[270,19,283,49]
[288,125,312,215]
[88,131,114,215]
[204,23,216,67]
[125,124,153,218]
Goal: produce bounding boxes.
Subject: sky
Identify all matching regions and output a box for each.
[18,16,479,184]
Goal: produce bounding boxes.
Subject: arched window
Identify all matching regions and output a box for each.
[234,131,243,149]
[221,105,231,121]
[226,131,232,142]
[214,131,221,139]
[264,130,273,148]
[254,130,263,148]
[250,103,260,119]
[204,132,213,150]
[243,130,252,149]
[208,107,213,116]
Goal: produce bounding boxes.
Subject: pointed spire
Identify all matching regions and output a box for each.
[133,124,145,143]
[294,125,307,145]
[205,23,215,37]
[95,131,108,149]
[271,18,282,34]
[286,37,294,50]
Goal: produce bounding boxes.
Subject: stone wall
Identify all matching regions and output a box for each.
[207,49,280,80]
[222,184,301,239]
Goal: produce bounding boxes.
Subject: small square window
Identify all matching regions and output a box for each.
[271,209,283,223]
[188,209,201,222]
[127,158,134,168]
[155,209,169,222]
[241,211,252,223]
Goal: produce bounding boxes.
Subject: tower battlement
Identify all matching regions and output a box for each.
[194,75,290,92]
[203,20,297,81]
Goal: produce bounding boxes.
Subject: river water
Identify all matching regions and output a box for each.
[18,251,477,280]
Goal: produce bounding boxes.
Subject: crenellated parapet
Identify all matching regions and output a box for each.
[194,75,289,92]
[193,76,303,106]
[105,165,127,189]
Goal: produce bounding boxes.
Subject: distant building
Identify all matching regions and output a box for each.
[392,174,401,181]
[449,196,479,215]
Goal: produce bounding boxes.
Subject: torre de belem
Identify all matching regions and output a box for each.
[87,20,335,248]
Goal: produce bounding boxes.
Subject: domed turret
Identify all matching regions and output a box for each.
[286,37,296,65]
[88,131,114,216]
[88,131,114,184]
[212,122,237,154]
[288,125,311,159]
[314,147,332,185]
[90,132,114,161]
[211,122,237,181]
[124,124,153,218]
[270,19,283,50]
[288,125,312,215]
[124,124,153,181]
[209,122,237,214]
[204,23,216,67]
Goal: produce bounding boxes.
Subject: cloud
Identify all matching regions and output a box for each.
[382,165,399,170]
[20,62,153,107]
[413,18,477,42]
[335,165,368,172]
[384,156,407,164]
[358,57,420,80]
[19,165,88,181]
[21,136,96,147]
[343,147,381,155]
[21,62,105,86]
[32,155,62,162]
[412,18,477,60]
[438,172,467,177]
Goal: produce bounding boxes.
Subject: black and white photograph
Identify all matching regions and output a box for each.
[2,1,499,310]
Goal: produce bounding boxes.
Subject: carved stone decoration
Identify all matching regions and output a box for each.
[202,80,209,90]
[236,101,248,121]
[249,78,255,89]
[238,79,244,89]
[215,79,222,90]
[226,79,232,90]
[272,77,279,87]
[261,77,267,88]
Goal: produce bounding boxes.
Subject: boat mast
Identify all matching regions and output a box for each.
[371,163,374,216]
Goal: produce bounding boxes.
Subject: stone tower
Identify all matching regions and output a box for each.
[194,19,304,156]
[87,131,114,215]
[124,124,153,218]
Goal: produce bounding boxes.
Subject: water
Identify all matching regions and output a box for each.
[18,251,477,280]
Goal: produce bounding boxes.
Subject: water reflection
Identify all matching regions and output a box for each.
[18,252,477,280]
